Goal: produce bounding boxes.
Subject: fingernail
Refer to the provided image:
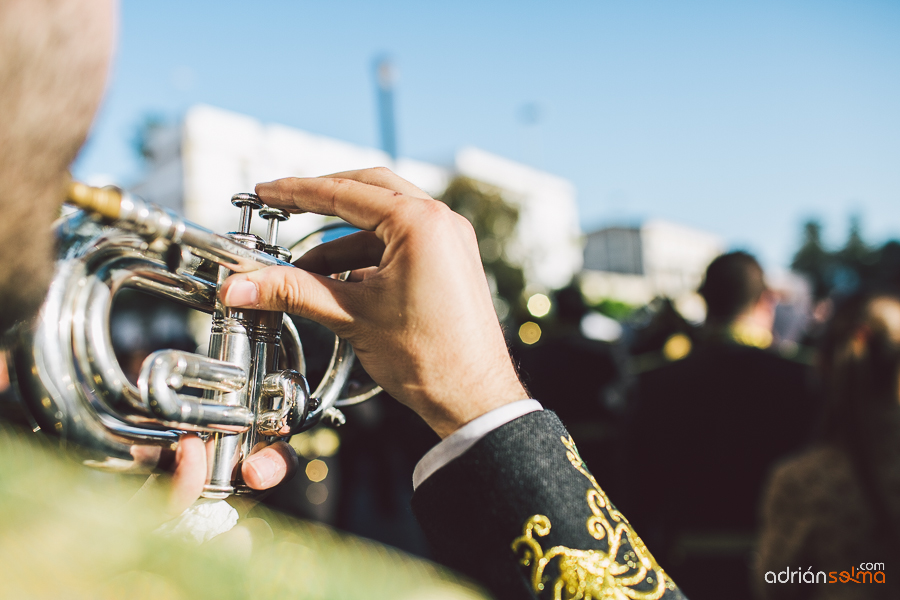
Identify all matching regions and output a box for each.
[223,280,258,307]
[244,455,277,487]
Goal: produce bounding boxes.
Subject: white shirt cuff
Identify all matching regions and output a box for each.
[412,399,543,490]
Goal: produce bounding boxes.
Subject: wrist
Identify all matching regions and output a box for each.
[426,380,528,439]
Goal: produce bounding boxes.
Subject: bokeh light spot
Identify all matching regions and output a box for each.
[310,428,340,458]
[527,293,552,318]
[306,482,328,505]
[663,333,692,361]
[519,321,542,345]
[305,459,328,482]
[291,428,341,459]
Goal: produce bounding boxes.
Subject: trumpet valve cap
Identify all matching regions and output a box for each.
[232,193,263,233]
[230,193,264,209]
[259,206,289,221]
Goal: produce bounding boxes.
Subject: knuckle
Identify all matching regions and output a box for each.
[323,177,354,212]
[456,212,476,234]
[420,199,453,222]
[267,270,306,315]
[372,166,394,176]
[403,201,460,241]
[325,177,353,193]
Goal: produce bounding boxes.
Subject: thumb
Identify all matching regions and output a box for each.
[168,434,206,517]
[221,266,353,333]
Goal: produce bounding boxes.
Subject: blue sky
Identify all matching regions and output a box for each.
[75,0,900,268]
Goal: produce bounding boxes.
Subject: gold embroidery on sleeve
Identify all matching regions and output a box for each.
[511,436,676,600]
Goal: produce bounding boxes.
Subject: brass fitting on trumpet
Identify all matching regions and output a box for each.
[66,180,123,220]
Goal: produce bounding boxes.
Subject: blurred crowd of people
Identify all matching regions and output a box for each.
[513,250,900,600]
[93,241,900,600]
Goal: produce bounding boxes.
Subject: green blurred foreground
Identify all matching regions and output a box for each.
[0,428,486,600]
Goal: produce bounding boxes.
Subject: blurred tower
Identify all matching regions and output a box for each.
[374,56,398,161]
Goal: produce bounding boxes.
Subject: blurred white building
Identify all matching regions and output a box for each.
[132,104,582,291]
[581,220,725,320]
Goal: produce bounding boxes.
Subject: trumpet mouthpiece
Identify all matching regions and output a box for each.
[66,180,122,220]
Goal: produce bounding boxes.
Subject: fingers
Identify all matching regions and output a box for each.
[168,434,207,517]
[293,230,385,275]
[348,266,378,282]
[241,442,299,490]
[255,171,427,234]
[129,443,165,470]
[255,176,409,232]
[221,266,355,331]
[322,167,432,199]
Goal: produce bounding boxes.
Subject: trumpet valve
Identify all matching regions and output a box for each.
[258,206,290,246]
[231,193,264,234]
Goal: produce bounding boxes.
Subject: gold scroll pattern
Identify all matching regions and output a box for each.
[511,436,676,600]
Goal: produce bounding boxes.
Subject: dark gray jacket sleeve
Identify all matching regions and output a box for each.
[411,410,688,600]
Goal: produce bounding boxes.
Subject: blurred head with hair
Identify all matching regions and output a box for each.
[699,251,767,321]
[0,0,117,333]
[698,252,775,348]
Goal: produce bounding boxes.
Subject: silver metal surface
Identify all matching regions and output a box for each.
[256,370,310,437]
[137,350,251,428]
[230,193,263,234]
[259,206,289,246]
[7,186,374,492]
[202,229,260,498]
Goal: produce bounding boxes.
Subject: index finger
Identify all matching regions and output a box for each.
[322,167,433,200]
[256,176,420,233]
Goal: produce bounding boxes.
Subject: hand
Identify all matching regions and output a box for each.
[219,168,527,438]
[159,435,298,518]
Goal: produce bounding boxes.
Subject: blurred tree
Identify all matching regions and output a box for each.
[840,216,871,264]
[792,216,899,299]
[437,177,525,322]
[791,220,832,300]
[824,217,860,295]
[837,215,878,289]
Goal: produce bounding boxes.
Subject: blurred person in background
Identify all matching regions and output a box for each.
[514,282,623,489]
[0,2,690,599]
[628,297,700,369]
[757,292,900,600]
[621,251,820,600]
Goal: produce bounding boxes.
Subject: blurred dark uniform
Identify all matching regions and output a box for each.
[625,332,817,600]
[621,253,820,600]
[514,285,622,487]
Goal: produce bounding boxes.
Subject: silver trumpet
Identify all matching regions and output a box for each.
[6,182,378,498]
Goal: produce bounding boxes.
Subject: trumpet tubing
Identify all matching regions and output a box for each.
[7,183,369,498]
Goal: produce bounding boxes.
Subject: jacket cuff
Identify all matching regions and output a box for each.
[412,399,542,490]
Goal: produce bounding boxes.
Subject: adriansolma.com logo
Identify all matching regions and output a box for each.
[764,563,886,585]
